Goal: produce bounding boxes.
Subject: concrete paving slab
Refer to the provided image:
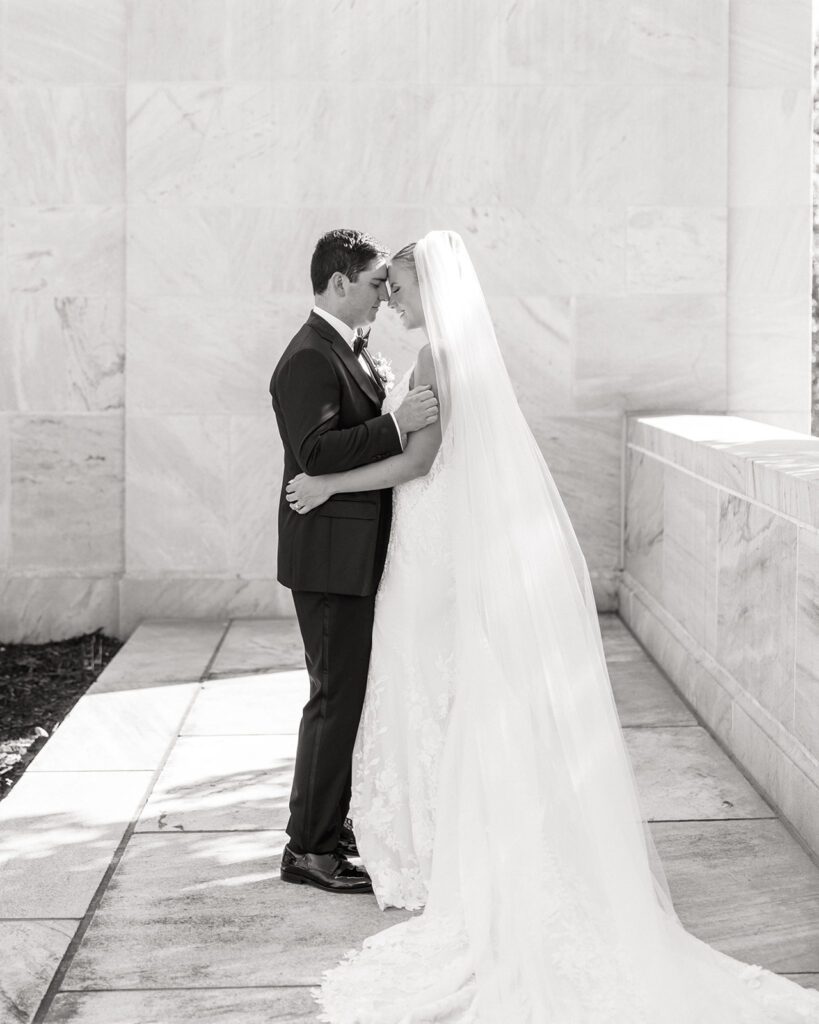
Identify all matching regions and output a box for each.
[45,987,320,1023]
[182,671,307,737]
[27,683,198,772]
[208,619,304,678]
[609,659,696,727]
[136,736,295,832]
[0,771,154,917]
[1,920,77,1024]
[92,621,227,693]
[652,819,819,972]
[625,726,774,821]
[62,832,412,990]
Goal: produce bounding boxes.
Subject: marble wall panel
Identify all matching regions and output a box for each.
[2,295,124,412]
[500,0,628,85]
[716,494,797,727]
[6,206,123,295]
[533,416,621,572]
[625,448,664,601]
[626,207,726,294]
[794,527,819,762]
[486,206,625,296]
[118,578,292,638]
[727,293,809,413]
[491,296,575,417]
[0,417,9,570]
[5,0,126,83]
[127,0,226,81]
[0,87,124,204]
[728,88,811,207]
[627,0,728,83]
[126,415,230,573]
[728,207,810,295]
[229,416,279,578]
[730,2,812,89]
[126,297,299,416]
[10,413,123,571]
[625,85,726,206]
[0,576,119,642]
[662,466,718,654]
[226,0,427,84]
[574,293,726,413]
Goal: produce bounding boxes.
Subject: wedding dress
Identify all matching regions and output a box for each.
[318,231,819,1023]
[349,366,454,911]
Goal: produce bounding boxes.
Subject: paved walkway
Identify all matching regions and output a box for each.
[2,615,819,1023]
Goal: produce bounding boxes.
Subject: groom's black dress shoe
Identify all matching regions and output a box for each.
[280,844,373,894]
[336,817,359,858]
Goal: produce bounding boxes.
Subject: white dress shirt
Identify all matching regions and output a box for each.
[311,305,403,449]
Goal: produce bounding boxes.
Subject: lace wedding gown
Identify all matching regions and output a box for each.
[317,231,819,1024]
[349,366,453,911]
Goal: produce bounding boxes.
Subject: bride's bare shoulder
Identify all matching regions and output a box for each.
[412,344,438,395]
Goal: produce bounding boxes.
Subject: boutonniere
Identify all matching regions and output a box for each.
[370,352,395,393]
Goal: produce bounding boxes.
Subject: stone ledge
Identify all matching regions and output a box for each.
[619,571,819,860]
[627,414,819,529]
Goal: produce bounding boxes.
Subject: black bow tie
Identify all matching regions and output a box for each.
[353,329,370,357]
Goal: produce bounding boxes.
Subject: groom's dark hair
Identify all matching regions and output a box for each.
[311,229,389,295]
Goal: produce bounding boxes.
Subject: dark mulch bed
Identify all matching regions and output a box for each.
[0,631,123,801]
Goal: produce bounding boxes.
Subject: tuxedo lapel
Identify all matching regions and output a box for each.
[307,311,383,408]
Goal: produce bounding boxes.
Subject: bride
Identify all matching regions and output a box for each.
[285,231,819,1023]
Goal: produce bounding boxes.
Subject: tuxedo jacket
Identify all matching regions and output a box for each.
[270,311,403,596]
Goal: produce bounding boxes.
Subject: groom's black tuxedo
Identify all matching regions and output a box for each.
[270,310,403,854]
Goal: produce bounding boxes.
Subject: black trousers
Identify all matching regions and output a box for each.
[288,590,377,854]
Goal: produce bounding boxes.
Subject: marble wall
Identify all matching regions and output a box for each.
[0,1,812,639]
[622,413,819,857]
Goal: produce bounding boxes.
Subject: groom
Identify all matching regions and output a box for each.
[270,229,438,894]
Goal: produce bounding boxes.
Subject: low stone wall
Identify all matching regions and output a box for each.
[620,414,819,859]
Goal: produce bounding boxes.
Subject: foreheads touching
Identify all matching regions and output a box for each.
[388,242,425,331]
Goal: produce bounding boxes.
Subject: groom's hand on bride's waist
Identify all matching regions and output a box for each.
[394,385,439,435]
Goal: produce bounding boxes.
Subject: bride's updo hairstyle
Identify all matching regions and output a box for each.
[390,242,417,277]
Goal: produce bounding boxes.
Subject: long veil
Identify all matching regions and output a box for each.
[318,231,819,1023]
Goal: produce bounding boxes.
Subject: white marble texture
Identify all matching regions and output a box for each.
[626,206,726,294]
[728,88,811,207]
[0,920,77,1024]
[574,293,726,413]
[795,527,819,762]
[10,414,123,571]
[0,87,124,205]
[93,619,226,691]
[126,416,230,574]
[531,416,621,571]
[2,295,124,412]
[229,417,279,578]
[4,0,126,83]
[662,465,718,656]
[729,1,812,88]
[728,206,810,296]
[716,494,798,727]
[627,0,728,83]
[0,418,9,571]
[727,292,808,412]
[125,297,295,414]
[127,0,226,81]
[625,448,664,601]
[0,576,119,643]
[226,0,427,84]
[208,619,304,677]
[183,670,306,735]
[118,579,293,639]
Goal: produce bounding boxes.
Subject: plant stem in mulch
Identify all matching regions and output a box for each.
[0,630,123,801]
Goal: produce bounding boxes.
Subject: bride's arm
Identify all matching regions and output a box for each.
[286,346,441,514]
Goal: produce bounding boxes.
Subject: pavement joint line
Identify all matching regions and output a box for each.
[198,620,234,682]
[57,984,319,992]
[30,643,225,1024]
